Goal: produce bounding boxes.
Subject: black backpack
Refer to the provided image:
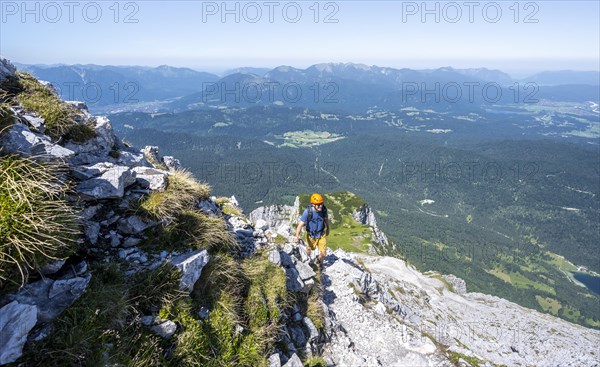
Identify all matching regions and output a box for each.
[305,205,328,236]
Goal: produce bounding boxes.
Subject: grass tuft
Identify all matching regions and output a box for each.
[304,356,328,367]
[65,123,96,143]
[0,100,15,132]
[0,154,80,288]
[140,169,211,222]
[142,209,238,253]
[15,72,77,138]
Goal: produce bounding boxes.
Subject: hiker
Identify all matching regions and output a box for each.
[293,193,330,267]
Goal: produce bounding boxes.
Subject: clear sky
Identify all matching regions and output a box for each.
[1,1,598,77]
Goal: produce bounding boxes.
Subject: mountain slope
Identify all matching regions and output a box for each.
[249,197,600,366]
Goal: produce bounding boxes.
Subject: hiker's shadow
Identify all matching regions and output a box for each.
[320,253,338,306]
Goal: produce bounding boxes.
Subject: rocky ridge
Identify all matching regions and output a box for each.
[0,57,326,366]
[250,202,600,367]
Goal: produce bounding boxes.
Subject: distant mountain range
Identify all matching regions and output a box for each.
[14,63,219,107]
[14,62,600,113]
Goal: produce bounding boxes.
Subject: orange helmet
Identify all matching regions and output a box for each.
[310,193,324,205]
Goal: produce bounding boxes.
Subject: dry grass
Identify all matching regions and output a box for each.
[140,169,211,222]
[0,153,80,288]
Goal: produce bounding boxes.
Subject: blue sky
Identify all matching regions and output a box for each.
[1,1,599,77]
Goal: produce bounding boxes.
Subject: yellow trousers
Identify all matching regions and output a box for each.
[306,234,327,254]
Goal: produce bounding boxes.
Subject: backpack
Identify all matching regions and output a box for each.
[305,205,328,237]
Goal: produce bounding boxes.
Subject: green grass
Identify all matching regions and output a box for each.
[0,154,80,289]
[304,356,328,366]
[486,266,556,295]
[448,351,483,367]
[161,253,288,367]
[65,123,96,143]
[15,72,78,138]
[275,130,345,148]
[1,73,95,142]
[0,101,14,132]
[535,295,561,315]
[21,263,176,366]
[141,209,237,254]
[214,197,242,217]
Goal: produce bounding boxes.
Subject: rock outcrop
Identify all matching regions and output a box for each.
[352,204,391,250]
[0,62,213,363]
[319,251,600,366]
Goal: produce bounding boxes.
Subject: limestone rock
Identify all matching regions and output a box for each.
[197,199,221,216]
[0,58,16,83]
[8,271,91,323]
[117,216,154,235]
[169,249,210,293]
[443,274,467,295]
[151,320,177,339]
[132,166,167,190]
[21,114,45,133]
[268,248,281,266]
[0,123,75,159]
[303,317,319,341]
[285,267,304,292]
[249,201,299,233]
[162,156,181,170]
[282,353,303,367]
[0,301,38,364]
[76,165,135,199]
[38,260,66,275]
[295,260,316,281]
[64,116,116,157]
[84,221,101,244]
[268,353,282,367]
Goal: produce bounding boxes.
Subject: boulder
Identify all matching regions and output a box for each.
[132,167,167,191]
[0,123,74,159]
[303,317,319,341]
[169,249,210,293]
[254,219,269,231]
[38,259,66,275]
[268,248,281,266]
[141,146,160,166]
[197,199,221,216]
[0,301,38,364]
[117,216,153,235]
[21,114,45,133]
[117,151,148,166]
[84,221,101,244]
[9,272,91,323]
[162,156,181,170]
[64,116,116,155]
[76,165,135,199]
[285,267,304,292]
[151,320,177,339]
[295,261,316,281]
[48,276,90,299]
[282,353,303,367]
[0,57,16,83]
[268,353,282,367]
